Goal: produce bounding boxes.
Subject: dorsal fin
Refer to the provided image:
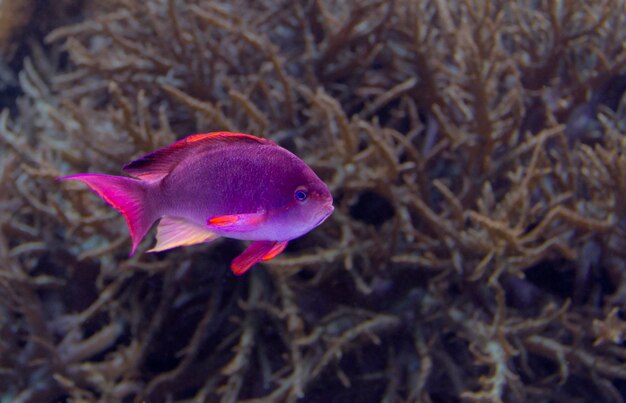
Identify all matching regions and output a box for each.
[123,132,274,181]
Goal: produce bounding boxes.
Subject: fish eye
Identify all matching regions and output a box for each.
[294,187,308,202]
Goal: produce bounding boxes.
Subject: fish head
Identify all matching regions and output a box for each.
[268,165,334,240]
[293,178,335,225]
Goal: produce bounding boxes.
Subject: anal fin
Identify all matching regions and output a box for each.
[148,216,219,253]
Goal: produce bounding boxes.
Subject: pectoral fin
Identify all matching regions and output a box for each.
[148,216,219,252]
[231,240,288,275]
[207,212,266,232]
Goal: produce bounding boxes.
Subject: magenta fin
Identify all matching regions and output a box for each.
[59,174,154,256]
[231,240,288,275]
[147,216,219,252]
[206,212,266,232]
[123,132,276,181]
[261,241,288,261]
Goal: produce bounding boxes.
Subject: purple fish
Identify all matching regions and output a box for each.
[60,132,334,275]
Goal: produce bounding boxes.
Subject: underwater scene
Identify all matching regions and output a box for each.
[1,0,625,402]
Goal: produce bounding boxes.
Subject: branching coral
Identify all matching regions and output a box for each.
[1,0,626,401]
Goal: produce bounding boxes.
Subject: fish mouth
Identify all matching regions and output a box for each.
[315,203,334,226]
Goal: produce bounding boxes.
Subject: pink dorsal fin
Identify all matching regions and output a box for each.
[123,132,275,181]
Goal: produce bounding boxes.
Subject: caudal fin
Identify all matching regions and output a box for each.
[59,173,156,256]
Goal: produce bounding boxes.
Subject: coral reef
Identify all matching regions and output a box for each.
[1,0,626,401]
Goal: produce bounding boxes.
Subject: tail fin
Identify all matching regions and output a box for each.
[59,174,157,256]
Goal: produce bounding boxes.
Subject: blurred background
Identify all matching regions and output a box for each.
[0,0,625,401]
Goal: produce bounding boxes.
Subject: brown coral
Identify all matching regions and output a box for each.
[1,0,626,402]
